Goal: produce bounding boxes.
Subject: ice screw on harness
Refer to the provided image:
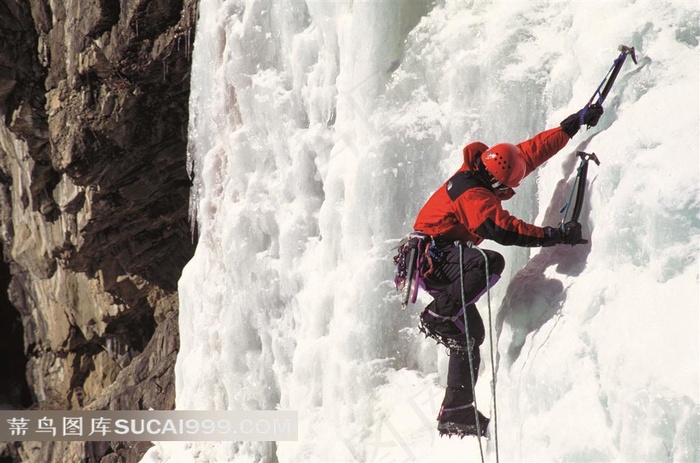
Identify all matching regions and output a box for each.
[401,237,420,309]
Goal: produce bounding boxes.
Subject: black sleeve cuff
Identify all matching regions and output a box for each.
[541,226,562,247]
[560,113,581,138]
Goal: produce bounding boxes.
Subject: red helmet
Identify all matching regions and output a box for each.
[481,143,526,188]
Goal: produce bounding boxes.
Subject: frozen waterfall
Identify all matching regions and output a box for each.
[145,1,699,461]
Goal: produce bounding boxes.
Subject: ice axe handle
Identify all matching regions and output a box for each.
[598,45,637,104]
[580,44,638,127]
[570,151,600,224]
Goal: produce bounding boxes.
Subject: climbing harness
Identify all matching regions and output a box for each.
[579,44,637,126]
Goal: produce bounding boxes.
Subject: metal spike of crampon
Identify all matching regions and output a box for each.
[418,317,469,354]
[437,421,489,439]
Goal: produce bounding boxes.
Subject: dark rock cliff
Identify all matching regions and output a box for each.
[0,0,198,461]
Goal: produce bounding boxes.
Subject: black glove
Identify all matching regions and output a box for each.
[541,221,588,246]
[560,103,604,137]
[560,221,588,245]
[582,103,604,127]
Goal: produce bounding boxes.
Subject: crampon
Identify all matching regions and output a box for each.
[437,402,490,439]
[437,420,490,438]
[418,313,470,354]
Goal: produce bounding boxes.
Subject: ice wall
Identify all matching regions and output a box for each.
[145,1,699,461]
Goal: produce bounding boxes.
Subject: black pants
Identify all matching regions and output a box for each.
[421,244,505,411]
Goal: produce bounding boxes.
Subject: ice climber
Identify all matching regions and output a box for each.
[409,104,603,438]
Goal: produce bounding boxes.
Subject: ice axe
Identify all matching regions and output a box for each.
[560,151,600,231]
[561,45,638,232]
[579,44,638,126]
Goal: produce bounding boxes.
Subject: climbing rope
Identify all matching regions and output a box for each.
[457,241,485,462]
[467,241,500,463]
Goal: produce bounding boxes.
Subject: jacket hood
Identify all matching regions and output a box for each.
[462,141,516,200]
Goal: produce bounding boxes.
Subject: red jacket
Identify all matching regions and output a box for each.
[413,126,571,247]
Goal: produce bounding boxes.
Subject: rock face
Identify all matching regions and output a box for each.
[0,0,197,461]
